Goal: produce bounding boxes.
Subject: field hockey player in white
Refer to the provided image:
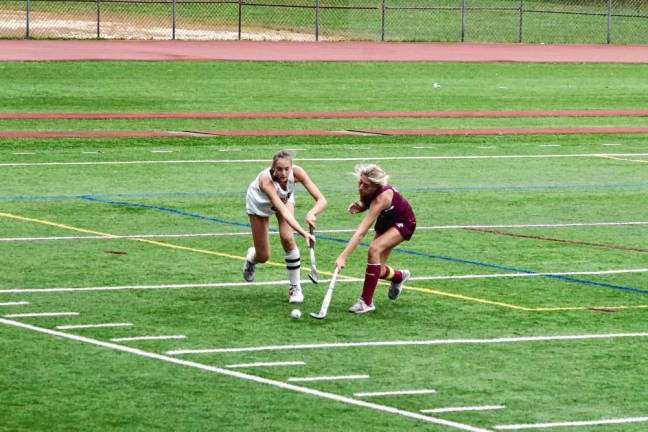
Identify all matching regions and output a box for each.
[243,150,326,303]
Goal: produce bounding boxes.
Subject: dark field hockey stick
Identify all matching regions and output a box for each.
[308,224,318,284]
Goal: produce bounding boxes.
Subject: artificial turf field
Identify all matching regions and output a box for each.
[1,60,648,432]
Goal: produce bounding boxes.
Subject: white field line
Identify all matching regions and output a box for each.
[3,221,648,242]
[0,318,492,432]
[3,153,648,167]
[0,279,298,294]
[3,312,78,318]
[422,406,506,414]
[288,375,369,382]
[165,332,648,355]
[0,301,29,306]
[110,335,186,342]
[3,268,646,294]
[355,389,437,397]
[494,416,648,430]
[382,221,648,229]
[226,361,306,369]
[56,322,132,330]
[539,144,560,147]
[150,150,173,153]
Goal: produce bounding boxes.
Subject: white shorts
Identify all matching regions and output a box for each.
[246,188,295,217]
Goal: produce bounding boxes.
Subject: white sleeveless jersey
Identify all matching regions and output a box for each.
[245,168,295,217]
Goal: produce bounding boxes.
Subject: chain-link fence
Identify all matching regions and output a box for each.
[1,0,647,43]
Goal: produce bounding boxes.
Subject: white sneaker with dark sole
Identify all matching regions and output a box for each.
[288,285,304,303]
[388,269,410,300]
[348,297,376,314]
[242,247,256,282]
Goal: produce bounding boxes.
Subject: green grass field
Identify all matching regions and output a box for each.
[1,60,648,432]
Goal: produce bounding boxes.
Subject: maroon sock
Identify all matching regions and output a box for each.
[361,263,381,305]
[391,270,403,283]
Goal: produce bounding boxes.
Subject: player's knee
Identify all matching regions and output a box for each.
[367,244,383,260]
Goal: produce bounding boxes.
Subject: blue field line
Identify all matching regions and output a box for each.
[79,195,647,295]
[0,191,243,201]
[78,195,253,229]
[3,180,648,201]
[313,233,648,295]
[389,244,648,295]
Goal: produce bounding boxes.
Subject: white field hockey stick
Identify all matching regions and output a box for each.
[307,224,318,284]
[309,266,340,320]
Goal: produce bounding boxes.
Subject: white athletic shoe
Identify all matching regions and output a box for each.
[388,269,410,300]
[348,297,376,314]
[288,285,304,303]
[242,247,256,282]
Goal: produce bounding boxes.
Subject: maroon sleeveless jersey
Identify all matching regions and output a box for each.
[362,184,416,240]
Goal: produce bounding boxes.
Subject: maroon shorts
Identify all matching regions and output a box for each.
[375,218,416,241]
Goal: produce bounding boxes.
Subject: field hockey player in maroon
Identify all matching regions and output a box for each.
[335,164,416,314]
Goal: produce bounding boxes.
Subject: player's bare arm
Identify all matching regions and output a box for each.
[347,200,366,214]
[259,174,314,244]
[293,165,327,227]
[335,193,390,269]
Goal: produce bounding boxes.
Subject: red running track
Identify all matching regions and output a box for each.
[3,126,648,138]
[1,40,648,63]
[2,109,648,120]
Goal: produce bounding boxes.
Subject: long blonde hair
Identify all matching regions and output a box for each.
[353,163,389,186]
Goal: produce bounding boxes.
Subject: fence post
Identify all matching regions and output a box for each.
[460,0,465,42]
[96,0,100,39]
[172,0,176,40]
[315,0,320,41]
[518,0,523,43]
[381,0,385,41]
[607,0,612,44]
[238,0,242,40]
[25,0,30,38]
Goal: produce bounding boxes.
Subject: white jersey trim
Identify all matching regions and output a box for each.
[245,168,295,217]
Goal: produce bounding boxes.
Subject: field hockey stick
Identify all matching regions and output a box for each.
[309,266,339,320]
[307,224,318,284]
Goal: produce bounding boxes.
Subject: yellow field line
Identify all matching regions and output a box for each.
[406,286,533,311]
[0,211,283,269]
[529,304,648,312]
[0,211,116,237]
[0,211,355,281]
[407,285,648,312]
[3,211,646,312]
[597,155,648,163]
